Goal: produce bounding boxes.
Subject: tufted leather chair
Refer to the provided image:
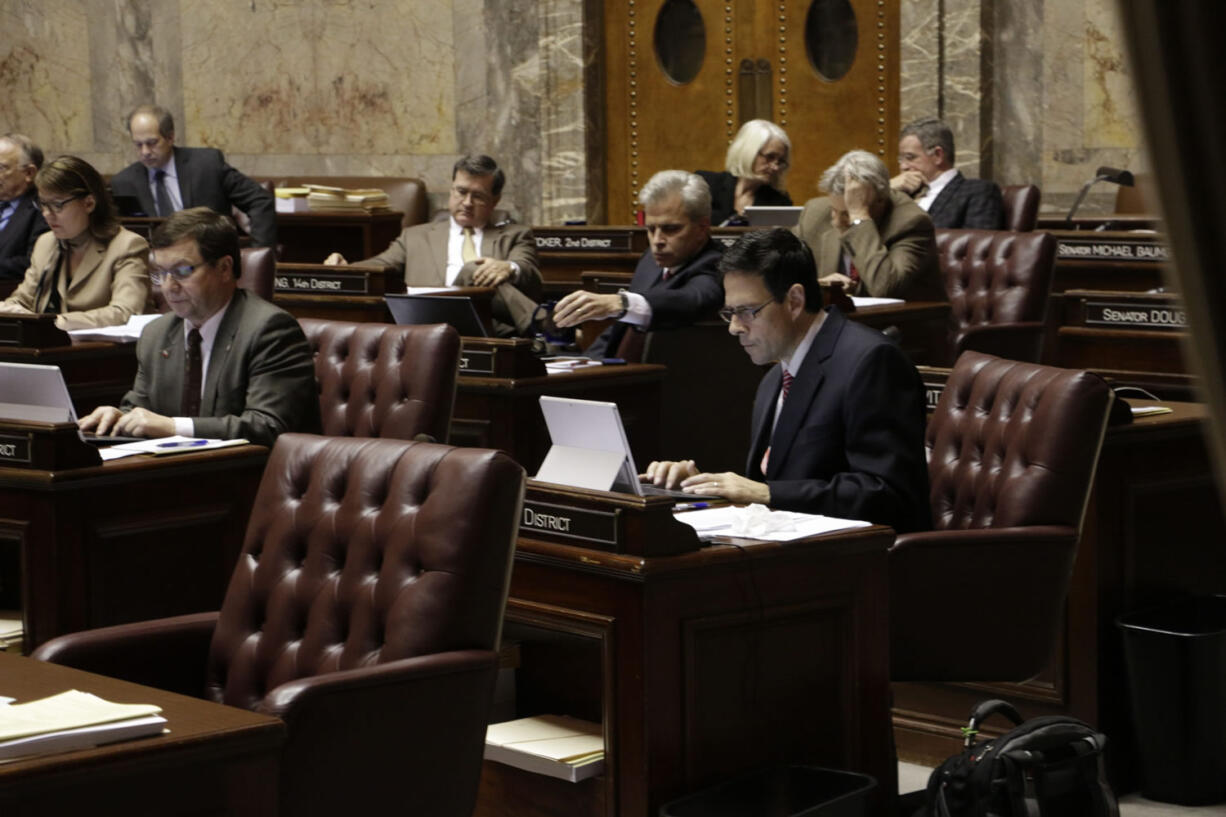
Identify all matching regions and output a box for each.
[299,318,460,443]
[937,228,1056,364]
[1001,184,1041,231]
[890,351,1113,681]
[34,433,525,817]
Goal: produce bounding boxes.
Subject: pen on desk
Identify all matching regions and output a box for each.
[673,502,710,511]
[157,439,209,449]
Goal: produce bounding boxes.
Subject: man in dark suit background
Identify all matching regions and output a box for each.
[79,208,320,446]
[0,133,49,280]
[110,105,277,247]
[552,169,724,359]
[324,154,540,336]
[892,117,1004,230]
[643,228,931,532]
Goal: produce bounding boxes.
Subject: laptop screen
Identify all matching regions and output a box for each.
[743,206,803,227]
[385,293,489,338]
[537,396,643,495]
[0,362,78,424]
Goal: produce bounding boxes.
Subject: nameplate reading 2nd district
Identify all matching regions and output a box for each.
[457,349,495,376]
[0,434,32,465]
[519,499,619,549]
[1084,301,1188,331]
[535,230,636,253]
[1056,239,1169,263]
[274,273,370,295]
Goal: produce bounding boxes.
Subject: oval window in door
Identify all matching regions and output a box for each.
[805,0,858,81]
[654,0,706,85]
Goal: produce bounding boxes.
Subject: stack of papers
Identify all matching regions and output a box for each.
[850,296,905,308]
[0,612,21,652]
[485,715,604,782]
[305,184,391,214]
[0,690,166,760]
[274,186,311,213]
[67,313,162,344]
[673,503,872,541]
[98,436,250,462]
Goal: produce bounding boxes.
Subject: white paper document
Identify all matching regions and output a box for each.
[67,313,162,343]
[101,436,250,459]
[850,296,905,308]
[673,503,872,541]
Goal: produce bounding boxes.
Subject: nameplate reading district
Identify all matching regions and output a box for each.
[519,499,619,549]
[0,434,32,465]
[457,349,495,376]
[1056,239,1168,263]
[535,230,636,253]
[1084,301,1187,331]
[274,273,370,295]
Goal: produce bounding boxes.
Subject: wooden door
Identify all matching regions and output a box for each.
[603,0,899,222]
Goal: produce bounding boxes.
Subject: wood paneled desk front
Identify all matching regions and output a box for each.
[0,652,284,817]
[0,315,136,415]
[0,423,267,652]
[275,211,404,264]
[474,482,895,817]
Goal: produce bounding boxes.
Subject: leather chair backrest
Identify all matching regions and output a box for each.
[204,434,524,710]
[298,318,460,443]
[936,229,1055,346]
[238,246,276,301]
[927,351,1113,531]
[262,176,430,227]
[1001,184,1040,231]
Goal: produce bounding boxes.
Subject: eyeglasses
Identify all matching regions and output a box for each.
[450,184,493,206]
[757,150,789,170]
[149,260,209,286]
[718,298,776,324]
[36,194,85,214]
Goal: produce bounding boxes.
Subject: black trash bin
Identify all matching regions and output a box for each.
[659,766,876,817]
[1117,594,1226,806]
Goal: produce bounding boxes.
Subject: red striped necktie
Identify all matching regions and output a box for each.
[760,369,795,474]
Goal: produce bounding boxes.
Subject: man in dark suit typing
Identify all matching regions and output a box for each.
[110,105,277,247]
[643,228,931,532]
[552,169,724,359]
[79,208,320,445]
[892,117,1004,230]
[0,134,49,281]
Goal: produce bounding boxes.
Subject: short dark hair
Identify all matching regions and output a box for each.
[718,228,823,312]
[1,133,44,170]
[35,156,120,241]
[900,117,955,166]
[127,105,176,138]
[452,154,505,197]
[150,207,241,279]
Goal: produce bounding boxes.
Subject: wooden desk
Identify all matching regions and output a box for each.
[452,340,664,472]
[0,652,283,817]
[271,263,404,323]
[474,483,895,817]
[275,211,404,264]
[895,384,1226,792]
[1048,230,1170,294]
[0,430,267,652]
[535,227,646,297]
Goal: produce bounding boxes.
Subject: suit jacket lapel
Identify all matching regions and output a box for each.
[201,292,244,414]
[765,309,843,478]
[65,238,105,298]
[928,172,963,224]
[174,148,193,207]
[748,365,782,476]
[155,318,187,414]
[819,223,842,276]
[427,221,449,286]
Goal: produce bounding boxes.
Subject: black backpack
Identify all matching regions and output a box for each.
[920,699,1120,817]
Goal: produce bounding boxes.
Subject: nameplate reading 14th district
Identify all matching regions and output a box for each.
[1084,301,1187,331]
[274,273,370,295]
[534,230,637,253]
[519,498,620,550]
[1056,238,1169,263]
[0,434,32,465]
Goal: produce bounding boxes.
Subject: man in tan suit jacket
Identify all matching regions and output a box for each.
[793,149,945,303]
[325,154,541,335]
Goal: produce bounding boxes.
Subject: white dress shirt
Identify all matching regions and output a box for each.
[147,155,185,213]
[172,294,234,436]
[915,168,958,212]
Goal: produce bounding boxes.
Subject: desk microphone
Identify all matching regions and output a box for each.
[1065,166,1135,226]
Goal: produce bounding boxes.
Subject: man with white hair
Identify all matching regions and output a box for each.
[553,169,724,359]
[0,133,48,281]
[793,149,945,302]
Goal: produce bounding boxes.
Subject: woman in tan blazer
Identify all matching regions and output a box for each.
[0,155,149,329]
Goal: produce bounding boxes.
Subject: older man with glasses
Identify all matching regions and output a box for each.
[79,207,320,445]
[0,134,49,281]
[643,228,932,533]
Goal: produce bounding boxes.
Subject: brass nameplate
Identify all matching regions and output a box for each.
[1084,301,1187,331]
[0,433,32,464]
[458,349,495,376]
[275,273,370,295]
[520,498,620,549]
[535,230,636,252]
[1056,239,1169,263]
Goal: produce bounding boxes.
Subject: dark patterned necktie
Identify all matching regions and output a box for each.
[760,370,795,474]
[181,328,202,416]
[155,169,172,217]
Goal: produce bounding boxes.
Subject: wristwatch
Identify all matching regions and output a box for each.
[851,218,865,227]
[615,289,630,319]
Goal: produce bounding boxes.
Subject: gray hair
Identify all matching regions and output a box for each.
[900,117,955,166]
[638,170,712,222]
[724,119,791,186]
[0,133,43,169]
[818,150,891,199]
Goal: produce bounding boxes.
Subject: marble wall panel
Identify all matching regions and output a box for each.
[900,0,940,124]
